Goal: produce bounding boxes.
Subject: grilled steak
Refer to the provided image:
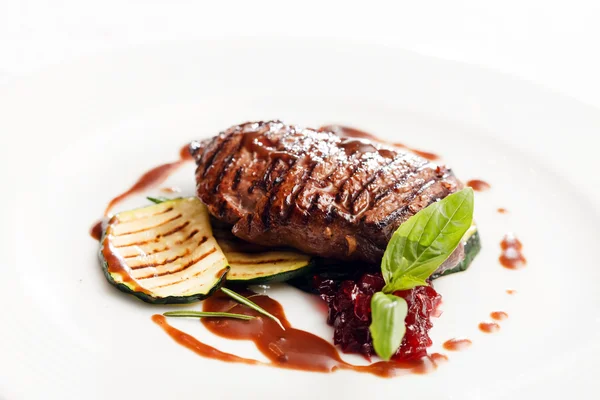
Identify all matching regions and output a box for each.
[191,121,463,263]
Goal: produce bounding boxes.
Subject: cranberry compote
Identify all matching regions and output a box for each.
[317,273,442,361]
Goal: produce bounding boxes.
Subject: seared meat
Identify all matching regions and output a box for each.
[191,121,462,263]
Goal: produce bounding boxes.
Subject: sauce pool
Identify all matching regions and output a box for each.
[153,290,447,377]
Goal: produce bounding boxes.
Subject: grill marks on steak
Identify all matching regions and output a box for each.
[192,121,461,262]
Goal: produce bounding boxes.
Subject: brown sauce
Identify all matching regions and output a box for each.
[152,315,258,365]
[443,338,472,351]
[490,311,508,321]
[153,290,447,377]
[506,289,517,295]
[103,143,193,216]
[497,207,508,214]
[479,322,500,333]
[179,143,194,161]
[90,220,103,241]
[466,179,491,192]
[322,125,440,161]
[160,186,181,193]
[101,233,149,294]
[499,234,527,269]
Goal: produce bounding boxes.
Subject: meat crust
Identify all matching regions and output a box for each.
[192,121,462,263]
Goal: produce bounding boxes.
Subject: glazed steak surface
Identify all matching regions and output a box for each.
[191,121,462,263]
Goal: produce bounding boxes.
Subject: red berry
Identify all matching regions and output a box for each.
[318,272,441,360]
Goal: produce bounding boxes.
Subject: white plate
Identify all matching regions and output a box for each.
[2,39,599,400]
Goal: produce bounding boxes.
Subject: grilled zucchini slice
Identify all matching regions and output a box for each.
[99,197,229,304]
[213,222,313,284]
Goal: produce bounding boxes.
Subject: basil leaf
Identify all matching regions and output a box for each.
[369,292,408,361]
[382,188,474,293]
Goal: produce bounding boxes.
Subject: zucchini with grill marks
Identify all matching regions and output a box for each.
[99,197,229,304]
[214,224,313,284]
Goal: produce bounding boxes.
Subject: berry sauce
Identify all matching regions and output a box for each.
[316,273,442,361]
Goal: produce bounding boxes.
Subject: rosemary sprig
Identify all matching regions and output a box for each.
[147,196,170,204]
[221,287,286,330]
[163,311,254,320]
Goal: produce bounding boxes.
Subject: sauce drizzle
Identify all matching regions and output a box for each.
[152,315,258,365]
[321,125,440,161]
[466,179,491,192]
[153,290,447,377]
[499,234,527,269]
[103,143,193,216]
[443,338,472,351]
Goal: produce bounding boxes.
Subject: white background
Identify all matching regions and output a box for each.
[1,0,600,108]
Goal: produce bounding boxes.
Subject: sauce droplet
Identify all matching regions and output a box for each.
[466,179,491,192]
[90,220,103,241]
[497,208,508,214]
[490,311,508,321]
[499,234,527,269]
[506,289,517,295]
[479,322,500,333]
[443,338,472,351]
[160,186,181,193]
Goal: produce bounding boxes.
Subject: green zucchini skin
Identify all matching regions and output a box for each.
[227,261,315,285]
[430,230,481,279]
[100,261,228,304]
[98,235,230,304]
[97,198,231,304]
[289,230,481,294]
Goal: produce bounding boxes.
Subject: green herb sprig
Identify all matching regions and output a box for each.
[221,287,286,330]
[163,310,254,320]
[370,188,474,360]
[147,196,170,204]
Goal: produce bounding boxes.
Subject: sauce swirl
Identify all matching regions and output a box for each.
[153,290,447,377]
[103,143,193,216]
[321,125,440,161]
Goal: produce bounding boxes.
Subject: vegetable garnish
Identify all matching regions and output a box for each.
[370,188,475,360]
[381,188,475,292]
[147,196,170,204]
[221,287,286,330]
[369,293,408,361]
[163,310,255,321]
